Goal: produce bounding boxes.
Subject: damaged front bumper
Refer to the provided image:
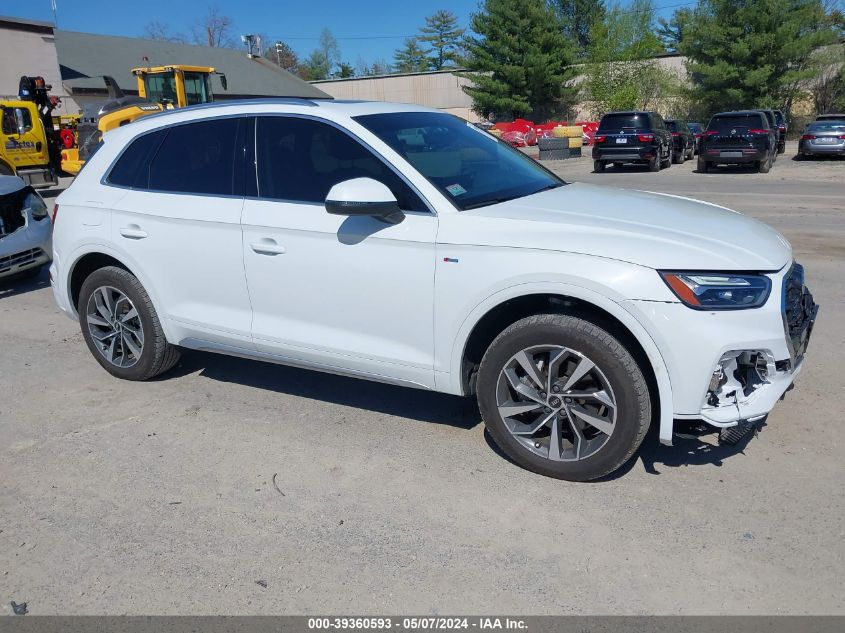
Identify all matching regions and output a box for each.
[625,261,817,440]
[700,350,804,426]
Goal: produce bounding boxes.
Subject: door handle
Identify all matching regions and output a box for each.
[250,239,286,255]
[119,225,147,239]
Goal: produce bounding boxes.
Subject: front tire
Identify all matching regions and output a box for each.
[78,266,180,380]
[477,314,651,481]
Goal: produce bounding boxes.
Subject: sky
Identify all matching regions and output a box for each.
[4,0,687,67]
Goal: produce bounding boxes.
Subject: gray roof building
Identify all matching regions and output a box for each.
[53,29,329,100]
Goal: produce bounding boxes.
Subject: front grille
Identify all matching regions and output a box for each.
[0,247,43,274]
[782,263,817,360]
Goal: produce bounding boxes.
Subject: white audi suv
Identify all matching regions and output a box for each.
[50,99,817,480]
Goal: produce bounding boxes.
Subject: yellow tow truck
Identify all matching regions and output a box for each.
[61,65,226,175]
[0,76,61,187]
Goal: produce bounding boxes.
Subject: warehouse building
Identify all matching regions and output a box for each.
[0,14,327,116]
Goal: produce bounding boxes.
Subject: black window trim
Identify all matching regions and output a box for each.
[250,113,436,216]
[101,113,250,200]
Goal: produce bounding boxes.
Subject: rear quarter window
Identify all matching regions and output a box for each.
[106,130,165,188]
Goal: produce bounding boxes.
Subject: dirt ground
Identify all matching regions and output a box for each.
[1,142,843,615]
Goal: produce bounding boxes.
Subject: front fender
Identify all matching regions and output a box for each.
[437,277,676,445]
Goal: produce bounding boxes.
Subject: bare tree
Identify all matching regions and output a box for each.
[143,21,187,43]
[192,6,236,48]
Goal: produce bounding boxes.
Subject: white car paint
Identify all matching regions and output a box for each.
[50,99,809,445]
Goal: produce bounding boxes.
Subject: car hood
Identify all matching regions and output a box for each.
[451,183,791,271]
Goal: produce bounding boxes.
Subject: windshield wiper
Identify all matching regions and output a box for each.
[462,197,515,210]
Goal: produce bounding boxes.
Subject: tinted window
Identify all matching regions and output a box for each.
[688,123,702,134]
[666,120,678,132]
[149,118,239,195]
[355,111,563,211]
[708,114,765,131]
[107,130,165,188]
[256,116,427,212]
[807,122,845,133]
[2,107,33,134]
[599,113,650,131]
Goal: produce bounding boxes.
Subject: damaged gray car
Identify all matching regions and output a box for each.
[0,175,52,281]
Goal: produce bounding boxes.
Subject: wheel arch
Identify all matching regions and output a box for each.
[449,283,675,445]
[65,247,176,343]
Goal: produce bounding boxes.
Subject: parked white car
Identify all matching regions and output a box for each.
[50,100,817,480]
[1,175,52,281]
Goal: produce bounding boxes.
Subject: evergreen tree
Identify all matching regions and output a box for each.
[463,0,577,120]
[549,0,607,55]
[681,0,841,114]
[656,8,693,53]
[419,10,466,69]
[394,38,430,73]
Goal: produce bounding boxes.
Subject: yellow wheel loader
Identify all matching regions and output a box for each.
[61,65,226,176]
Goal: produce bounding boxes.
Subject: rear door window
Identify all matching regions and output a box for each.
[148,118,240,196]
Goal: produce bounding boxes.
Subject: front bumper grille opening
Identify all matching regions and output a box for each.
[782,263,818,361]
[0,247,44,274]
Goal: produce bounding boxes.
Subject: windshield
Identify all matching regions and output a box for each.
[354,112,564,210]
[688,122,702,133]
[599,113,650,131]
[708,114,765,131]
[665,120,679,132]
[144,71,178,105]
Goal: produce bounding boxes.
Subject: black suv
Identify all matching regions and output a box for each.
[698,111,777,173]
[756,109,780,162]
[592,111,673,172]
[665,119,696,163]
[773,110,787,154]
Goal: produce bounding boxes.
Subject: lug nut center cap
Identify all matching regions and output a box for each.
[548,396,563,409]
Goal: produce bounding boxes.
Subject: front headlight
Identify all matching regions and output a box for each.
[659,271,772,310]
[24,191,48,220]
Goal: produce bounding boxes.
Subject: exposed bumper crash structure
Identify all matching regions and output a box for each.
[0,176,52,280]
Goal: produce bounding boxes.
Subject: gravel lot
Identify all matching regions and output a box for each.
[1,142,843,615]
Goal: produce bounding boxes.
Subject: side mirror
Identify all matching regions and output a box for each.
[325,177,404,224]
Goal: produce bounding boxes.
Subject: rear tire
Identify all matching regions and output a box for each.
[78,266,180,381]
[593,160,605,173]
[477,314,651,482]
[672,150,683,164]
[660,146,671,169]
[757,157,771,173]
[697,156,710,173]
[648,156,660,172]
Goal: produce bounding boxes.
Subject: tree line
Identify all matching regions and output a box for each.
[143,1,845,119]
